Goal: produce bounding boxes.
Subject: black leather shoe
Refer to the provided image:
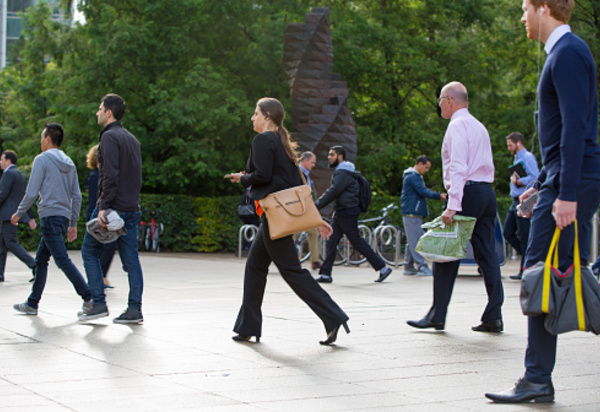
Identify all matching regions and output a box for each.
[510,273,523,280]
[472,319,503,332]
[407,318,445,330]
[315,275,332,283]
[485,377,554,403]
[232,334,260,343]
[0,276,4,282]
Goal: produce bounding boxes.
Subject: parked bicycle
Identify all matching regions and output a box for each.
[138,209,164,252]
[294,203,405,267]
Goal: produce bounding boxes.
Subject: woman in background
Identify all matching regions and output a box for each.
[86,145,116,289]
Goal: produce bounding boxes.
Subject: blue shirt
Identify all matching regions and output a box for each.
[509,148,539,198]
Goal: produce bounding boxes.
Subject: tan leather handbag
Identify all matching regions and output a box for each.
[259,169,324,240]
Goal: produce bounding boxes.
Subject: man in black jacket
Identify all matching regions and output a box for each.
[315,146,392,283]
[79,93,145,324]
[0,150,37,282]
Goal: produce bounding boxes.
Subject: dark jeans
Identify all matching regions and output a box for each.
[100,241,117,278]
[27,216,91,309]
[0,221,36,277]
[524,176,600,383]
[319,207,385,276]
[82,209,144,310]
[234,216,348,337]
[503,199,530,273]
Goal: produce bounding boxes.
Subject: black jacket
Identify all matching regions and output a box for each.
[315,168,359,211]
[97,121,142,212]
[241,131,302,200]
[0,166,34,222]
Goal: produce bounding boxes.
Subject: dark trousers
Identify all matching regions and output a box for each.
[234,216,349,337]
[100,242,117,278]
[27,216,91,309]
[319,207,385,276]
[0,221,36,278]
[427,183,504,323]
[524,176,600,384]
[503,199,531,273]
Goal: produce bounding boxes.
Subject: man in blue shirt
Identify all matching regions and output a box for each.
[400,155,446,276]
[486,0,600,403]
[503,132,539,280]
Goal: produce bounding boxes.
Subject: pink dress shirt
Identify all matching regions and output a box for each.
[442,108,495,212]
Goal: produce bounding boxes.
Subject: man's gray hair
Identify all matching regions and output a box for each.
[444,81,469,105]
[299,151,315,161]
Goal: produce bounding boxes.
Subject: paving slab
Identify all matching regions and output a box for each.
[1,251,599,411]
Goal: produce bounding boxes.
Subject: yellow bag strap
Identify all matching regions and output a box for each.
[542,221,586,331]
[573,222,586,331]
[542,228,560,313]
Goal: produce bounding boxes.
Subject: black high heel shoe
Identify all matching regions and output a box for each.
[232,334,260,343]
[319,322,350,345]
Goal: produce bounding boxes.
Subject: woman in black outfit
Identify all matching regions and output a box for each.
[228,97,349,345]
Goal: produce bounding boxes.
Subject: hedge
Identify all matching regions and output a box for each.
[14,192,516,254]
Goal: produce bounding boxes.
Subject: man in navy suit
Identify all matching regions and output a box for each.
[486,0,600,403]
[0,150,36,282]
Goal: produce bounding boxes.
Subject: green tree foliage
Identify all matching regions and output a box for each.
[0,0,599,203]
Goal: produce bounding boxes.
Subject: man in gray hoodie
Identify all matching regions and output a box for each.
[12,123,92,316]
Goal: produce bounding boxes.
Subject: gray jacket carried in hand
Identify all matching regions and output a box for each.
[15,149,81,226]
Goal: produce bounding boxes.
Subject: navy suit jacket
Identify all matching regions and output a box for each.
[538,32,600,200]
[0,166,34,223]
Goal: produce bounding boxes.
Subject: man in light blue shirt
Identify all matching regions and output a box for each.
[503,132,539,280]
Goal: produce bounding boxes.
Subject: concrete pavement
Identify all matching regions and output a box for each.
[1,251,599,411]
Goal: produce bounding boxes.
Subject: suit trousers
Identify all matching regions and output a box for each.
[524,176,600,384]
[503,199,530,273]
[319,207,385,276]
[234,216,349,338]
[426,183,504,324]
[0,221,36,277]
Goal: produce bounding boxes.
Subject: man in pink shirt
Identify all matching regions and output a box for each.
[407,81,504,333]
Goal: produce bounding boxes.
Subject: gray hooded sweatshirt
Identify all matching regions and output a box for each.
[16,148,81,226]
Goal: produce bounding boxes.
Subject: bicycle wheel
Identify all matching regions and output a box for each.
[144,226,151,251]
[152,227,161,253]
[347,225,372,265]
[294,232,311,263]
[376,225,405,266]
[333,235,348,266]
[137,224,146,250]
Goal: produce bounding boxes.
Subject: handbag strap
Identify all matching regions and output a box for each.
[543,221,586,330]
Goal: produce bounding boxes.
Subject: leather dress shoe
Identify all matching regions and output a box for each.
[510,273,523,280]
[315,275,332,283]
[472,319,503,332]
[407,318,445,330]
[312,262,321,270]
[485,377,554,403]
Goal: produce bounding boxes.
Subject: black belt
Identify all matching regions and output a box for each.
[465,180,490,186]
[512,196,520,201]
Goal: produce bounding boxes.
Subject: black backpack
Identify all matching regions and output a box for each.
[353,171,372,213]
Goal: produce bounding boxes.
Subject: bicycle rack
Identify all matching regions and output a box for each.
[372,225,402,267]
[238,224,259,259]
[344,224,372,266]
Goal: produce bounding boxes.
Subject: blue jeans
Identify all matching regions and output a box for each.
[82,209,144,310]
[27,216,91,309]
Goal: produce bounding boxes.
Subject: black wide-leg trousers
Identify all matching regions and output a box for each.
[233,216,349,338]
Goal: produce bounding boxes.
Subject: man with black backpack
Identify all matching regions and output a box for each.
[314,146,392,283]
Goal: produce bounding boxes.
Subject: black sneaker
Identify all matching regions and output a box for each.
[113,308,144,324]
[78,302,109,321]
